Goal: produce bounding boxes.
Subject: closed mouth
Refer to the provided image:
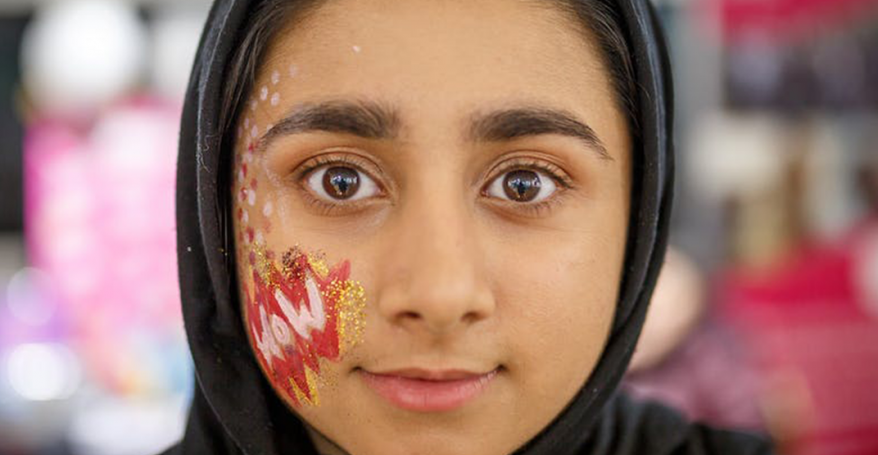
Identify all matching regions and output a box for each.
[357,366,501,412]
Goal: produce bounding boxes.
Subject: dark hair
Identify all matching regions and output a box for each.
[554,0,638,132]
[220,0,639,150]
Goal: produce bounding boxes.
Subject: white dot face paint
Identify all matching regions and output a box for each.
[271,70,280,85]
[251,100,258,111]
[251,125,259,138]
[289,64,299,78]
[352,45,361,53]
[263,201,273,217]
[247,189,257,206]
[254,230,265,245]
[260,86,269,101]
[270,92,281,106]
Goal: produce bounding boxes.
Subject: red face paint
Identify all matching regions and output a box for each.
[244,246,365,406]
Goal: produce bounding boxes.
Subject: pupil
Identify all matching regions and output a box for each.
[323,167,360,199]
[503,170,541,202]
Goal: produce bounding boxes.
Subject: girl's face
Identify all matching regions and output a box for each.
[232,0,631,454]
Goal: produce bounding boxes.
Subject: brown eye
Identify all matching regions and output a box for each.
[305,164,379,202]
[323,166,360,199]
[503,170,541,202]
[486,168,558,203]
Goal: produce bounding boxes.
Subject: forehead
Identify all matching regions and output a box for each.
[245,0,627,153]
[266,2,613,102]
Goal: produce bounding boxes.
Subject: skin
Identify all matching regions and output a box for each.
[232,1,632,454]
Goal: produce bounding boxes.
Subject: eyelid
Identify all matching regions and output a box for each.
[297,152,376,178]
[483,156,575,192]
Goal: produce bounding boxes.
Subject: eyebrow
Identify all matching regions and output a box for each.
[466,106,610,160]
[260,99,401,146]
[258,99,610,160]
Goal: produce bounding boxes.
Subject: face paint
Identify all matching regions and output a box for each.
[243,245,366,407]
[235,102,366,407]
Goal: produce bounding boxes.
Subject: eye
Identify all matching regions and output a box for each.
[305,165,380,201]
[486,168,558,203]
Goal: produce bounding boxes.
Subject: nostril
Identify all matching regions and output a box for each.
[399,310,421,321]
[462,311,482,324]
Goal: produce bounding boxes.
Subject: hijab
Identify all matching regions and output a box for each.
[167,0,771,453]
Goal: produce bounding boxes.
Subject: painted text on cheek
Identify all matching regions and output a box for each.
[243,246,366,406]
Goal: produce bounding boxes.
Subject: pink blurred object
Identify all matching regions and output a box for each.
[720,0,878,43]
[624,321,765,431]
[718,221,878,455]
[23,98,183,394]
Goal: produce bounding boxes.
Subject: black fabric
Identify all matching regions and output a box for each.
[165,0,772,454]
[581,394,772,455]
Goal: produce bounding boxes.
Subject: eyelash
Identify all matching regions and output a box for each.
[293,154,573,217]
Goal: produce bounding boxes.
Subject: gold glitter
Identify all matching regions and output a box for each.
[316,358,340,389]
[307,251,330,278]
[251,243,275,285]
[289,367,321,406]
[326,278,367,353]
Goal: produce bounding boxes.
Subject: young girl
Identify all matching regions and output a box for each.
[168,0,772,454]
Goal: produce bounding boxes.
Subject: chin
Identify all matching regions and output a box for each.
[345,430,517,455]
[309,404,532,455]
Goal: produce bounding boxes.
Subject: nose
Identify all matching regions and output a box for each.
[376,187,495,337]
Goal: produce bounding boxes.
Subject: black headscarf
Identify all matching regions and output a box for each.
[166,1,772,454]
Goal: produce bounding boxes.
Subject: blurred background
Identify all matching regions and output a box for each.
[0,0,875,454]
[0,1,206,453]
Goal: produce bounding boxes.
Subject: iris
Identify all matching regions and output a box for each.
[323,166,360,199]
[504,170,541,202]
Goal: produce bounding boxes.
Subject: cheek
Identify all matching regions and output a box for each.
[495,233,621,395]
[504,249,616,340]
[237,242,368,408]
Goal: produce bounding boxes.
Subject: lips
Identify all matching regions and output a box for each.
[359,367,500,412]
